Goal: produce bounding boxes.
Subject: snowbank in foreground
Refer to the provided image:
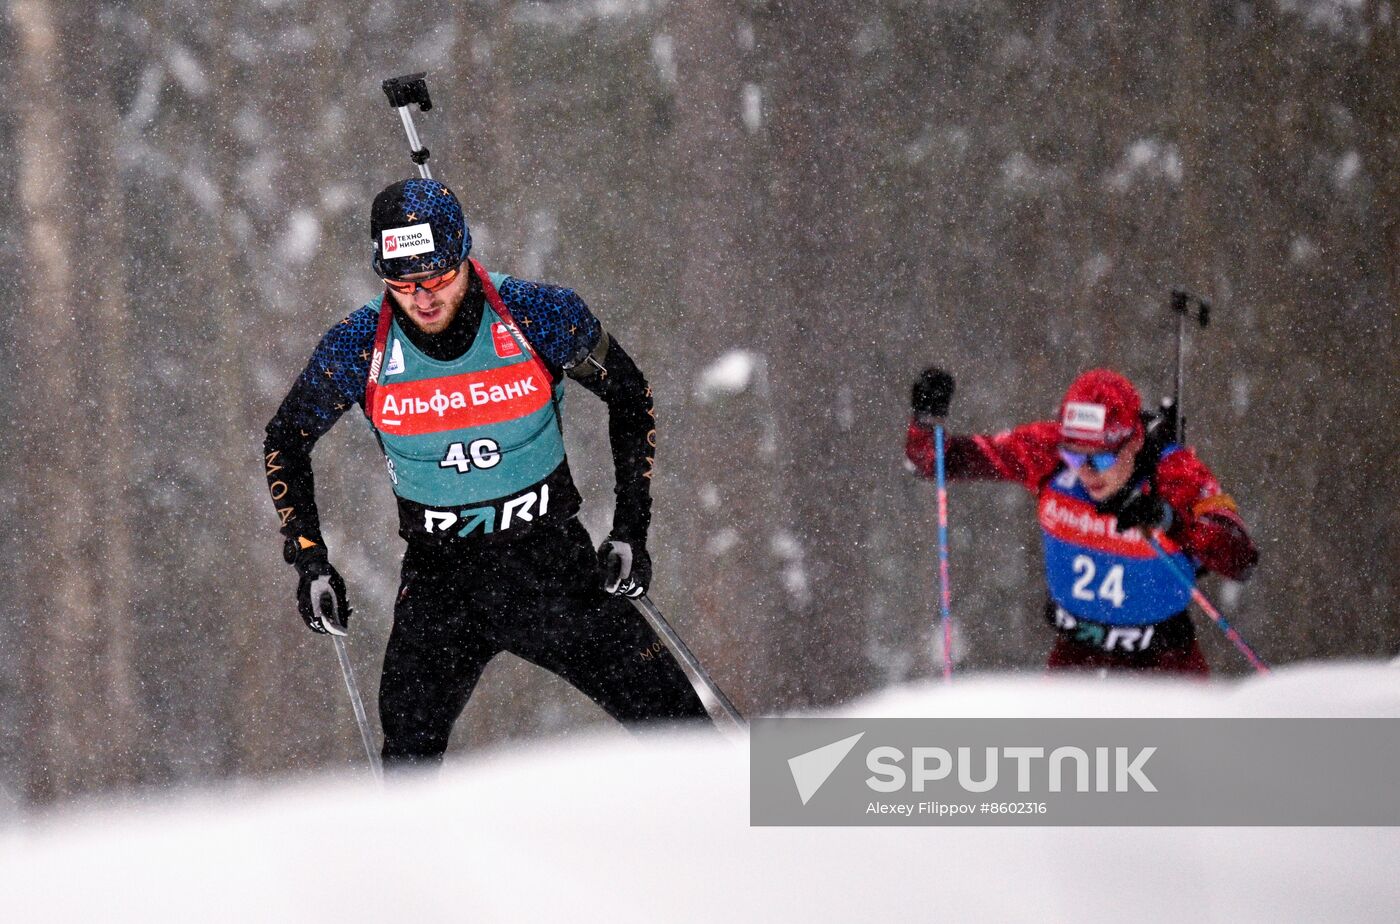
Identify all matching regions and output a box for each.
[2,662,1398,924]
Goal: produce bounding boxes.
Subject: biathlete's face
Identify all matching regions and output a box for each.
[1061,433,1143,501]
[385,262,470,335]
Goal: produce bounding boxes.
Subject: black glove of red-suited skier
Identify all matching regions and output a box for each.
[285,539,351,635]
[911,367,956,424]
[1112,490,1174,534]
[599,537,651,599]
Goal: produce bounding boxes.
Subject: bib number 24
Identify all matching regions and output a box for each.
[440,439,502,474]
[1071,555,1125,608]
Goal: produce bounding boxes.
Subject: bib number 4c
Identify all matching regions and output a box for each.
[439,438,502,474]
[1071,555,1126,608]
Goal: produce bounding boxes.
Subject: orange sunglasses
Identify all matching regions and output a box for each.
[382,263,462,295]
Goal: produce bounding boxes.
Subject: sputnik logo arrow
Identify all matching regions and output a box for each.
[788,732,865,805]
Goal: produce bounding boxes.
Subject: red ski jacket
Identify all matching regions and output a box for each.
[906,419,1258,581]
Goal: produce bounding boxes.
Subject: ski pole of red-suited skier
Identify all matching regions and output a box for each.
[935,425,954,681]
[1147,536,1270,674]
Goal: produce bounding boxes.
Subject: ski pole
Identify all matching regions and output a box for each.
[934,424,954,682]
[1147,536,1270,674]
[381,73,435,179]
[629,594,747,732]
[1168,288,1211,443]
[330,634,384,780]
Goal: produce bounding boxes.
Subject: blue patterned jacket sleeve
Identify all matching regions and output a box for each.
[499,275,655,543]
[262,304,378,546]
[496,276,603,373]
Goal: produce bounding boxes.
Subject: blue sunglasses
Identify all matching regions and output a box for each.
[1059,447,1122,473]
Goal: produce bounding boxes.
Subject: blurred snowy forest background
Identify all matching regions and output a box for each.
[0,0,1394,807]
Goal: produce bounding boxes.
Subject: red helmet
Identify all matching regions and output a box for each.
[1058,369,1143,449]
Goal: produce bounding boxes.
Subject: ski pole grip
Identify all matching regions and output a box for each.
[1170,287,1211,328]
[382,73,433,111]
[1170,288,1187,314]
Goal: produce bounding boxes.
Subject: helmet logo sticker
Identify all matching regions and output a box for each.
[380,223,435,258]
[1062,402,1107,435]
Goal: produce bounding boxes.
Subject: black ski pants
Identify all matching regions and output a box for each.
[379,518,710,766]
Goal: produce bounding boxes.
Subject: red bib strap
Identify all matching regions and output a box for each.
[470,258,553,386]
[363,295,394,414]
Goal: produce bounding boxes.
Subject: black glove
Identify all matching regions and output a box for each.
[1113,491,1174,534]
[285,540,351,635]
[911,367,956,420]
[599,538,650,599]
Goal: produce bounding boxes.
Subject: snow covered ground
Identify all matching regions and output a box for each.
[2,662,1398,923]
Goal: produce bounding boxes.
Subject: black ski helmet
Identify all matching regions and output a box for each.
[370,178,471,279]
